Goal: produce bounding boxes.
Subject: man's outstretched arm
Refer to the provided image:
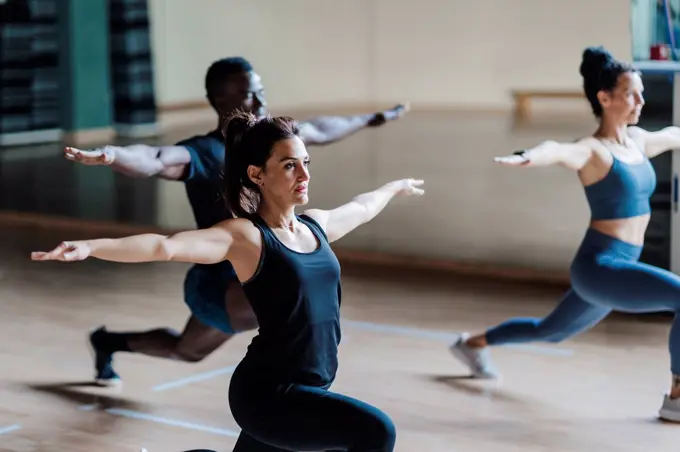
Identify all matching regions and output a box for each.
[299,103,409,146]
[64,144,192,180]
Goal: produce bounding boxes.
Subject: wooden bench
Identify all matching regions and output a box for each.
[511,90,585,121]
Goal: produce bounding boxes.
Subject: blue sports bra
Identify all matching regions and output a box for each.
[584,145,657,221]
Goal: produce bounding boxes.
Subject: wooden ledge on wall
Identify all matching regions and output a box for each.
[158,100,211,113]
[511,89,585,122]
[157,100,510,116]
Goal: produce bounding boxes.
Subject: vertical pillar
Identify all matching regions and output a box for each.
[109,0,159,138]
[57,0,114,145]
[669,70,680,274]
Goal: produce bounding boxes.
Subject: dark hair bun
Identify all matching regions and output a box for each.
[580,46,615,78]
[222,110,258,141]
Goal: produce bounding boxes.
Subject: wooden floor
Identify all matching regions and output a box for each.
[1,225,678,452]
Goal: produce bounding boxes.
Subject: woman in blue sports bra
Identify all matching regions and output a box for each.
[449,46,680,422]
[30,111,425,451]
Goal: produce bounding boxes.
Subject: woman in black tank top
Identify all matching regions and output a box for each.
[32,111,424,451]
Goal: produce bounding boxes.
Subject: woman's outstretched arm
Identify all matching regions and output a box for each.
[494,139,593,170]
[304,178,424,243]
[31,219,252,265]
[629,126,680,158]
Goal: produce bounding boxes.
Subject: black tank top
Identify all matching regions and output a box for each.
[240,214,342,387]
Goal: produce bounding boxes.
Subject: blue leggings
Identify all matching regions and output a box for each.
[486,228,680,374]
[486,289,611,345]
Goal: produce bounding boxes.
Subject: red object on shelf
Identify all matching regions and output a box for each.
[650,44,671,60]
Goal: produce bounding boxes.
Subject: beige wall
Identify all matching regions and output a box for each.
[148,1,633,274]
[155,109,598,273]
[148,0,632,110]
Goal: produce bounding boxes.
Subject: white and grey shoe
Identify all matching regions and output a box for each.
[448,333,499,379]
[659,394,680,422]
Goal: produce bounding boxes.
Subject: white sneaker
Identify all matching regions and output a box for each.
[658,394,680,422]
[448,333,499,379]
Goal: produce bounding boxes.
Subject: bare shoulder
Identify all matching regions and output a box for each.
[214,217,261,241]
[301,208,327,221]
[573,136,599,149]
[626,126,647,139]
[626,126,650,150]
[572,136,601,157]
[549,136,596,170]
[576,136,610,161]
[301,209,330,229]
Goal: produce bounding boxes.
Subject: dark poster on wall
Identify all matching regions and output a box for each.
[0,0,60,144]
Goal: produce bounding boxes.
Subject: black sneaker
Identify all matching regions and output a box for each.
[88,326,122,386]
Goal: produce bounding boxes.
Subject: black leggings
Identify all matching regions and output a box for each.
[229,362,396,451]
